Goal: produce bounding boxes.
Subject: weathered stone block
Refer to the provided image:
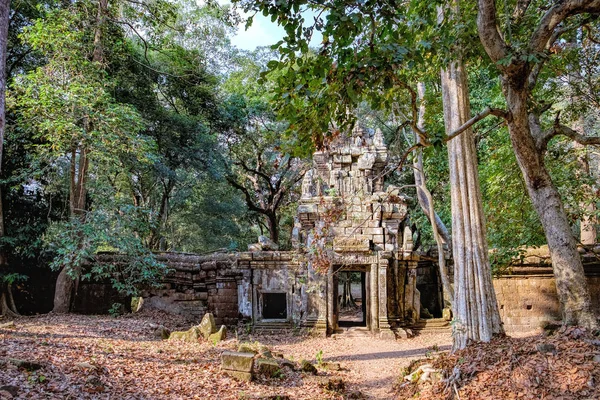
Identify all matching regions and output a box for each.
[255,359,280,377]
[223,370,252,381]
[209,325,227,344]
[199,313,217,339]
[221,351,254,372]
[168,326,200,343]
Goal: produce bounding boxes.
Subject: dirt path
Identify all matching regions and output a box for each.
[261,332,452,399]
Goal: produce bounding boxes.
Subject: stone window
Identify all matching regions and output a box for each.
[262,292,287,320]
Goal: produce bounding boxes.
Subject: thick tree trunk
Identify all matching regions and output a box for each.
[575,143,597,245]
[266,213,279,244]
[0,0,12,317]
[504,84,598,329]
[441,61,503,350]
[414,83,453,310]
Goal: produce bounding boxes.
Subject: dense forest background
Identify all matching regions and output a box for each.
[0,0,598,318]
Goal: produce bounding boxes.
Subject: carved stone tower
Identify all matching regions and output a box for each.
[296,126,421,337]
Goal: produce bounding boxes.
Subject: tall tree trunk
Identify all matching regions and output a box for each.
[414,83,453,310]
[53,146,89,313]
[441,61,503,350]
[0,0,15,317]
[503,84,598,329]
[149,181,172,251]
[266,212,279,244]
[575,143,597,245]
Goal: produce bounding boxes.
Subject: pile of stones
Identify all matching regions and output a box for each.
[154,313,227,344]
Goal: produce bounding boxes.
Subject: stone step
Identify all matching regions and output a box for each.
[412,318,450,328]
[252,322,294,334]
[409,318,451,334]
[331,326,372,339]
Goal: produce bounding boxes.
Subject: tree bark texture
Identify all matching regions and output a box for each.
[575,143,597,245]
[441,61,503,350]
[0,0,12,316]
[414,83,453,309]
[503,84,598,328]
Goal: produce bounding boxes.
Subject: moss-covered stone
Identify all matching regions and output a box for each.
[301,360,317,375]
[168,327,200,343]
[198,313,216,339]
[208,325,227,344]
[255,358,281,378]
[221,351,254,372]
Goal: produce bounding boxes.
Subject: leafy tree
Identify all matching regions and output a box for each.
[13,5,153,312]
[221,51,307,246]
[477,0,600,329]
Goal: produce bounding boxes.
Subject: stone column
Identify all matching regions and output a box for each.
[403,258,420,323]
[327,266,335,334]
[370,263,379,332]
[303,262,327,336]
[378,260,395,339]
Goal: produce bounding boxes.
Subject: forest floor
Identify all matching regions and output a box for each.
[5,312,597,400]
[0,311,451,399]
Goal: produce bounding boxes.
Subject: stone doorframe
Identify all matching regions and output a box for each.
[326,260,395,338]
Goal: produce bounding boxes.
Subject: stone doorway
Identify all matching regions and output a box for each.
[262,292,287,320]
[336,271,367,327]
[416,260,443,318]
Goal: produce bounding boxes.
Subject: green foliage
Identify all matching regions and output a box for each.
[108,302,125,317]
[44,204,168,296]
[13,8,150,162]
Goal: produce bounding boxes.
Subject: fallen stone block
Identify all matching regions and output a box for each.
[198,313,216,339]
[223,370,252,382]
[208,325,227,344]
[301,360,317,375]
[255,358,280,378]
[222,351,255,382]
[154,325,170,340]
[168,326,200,343]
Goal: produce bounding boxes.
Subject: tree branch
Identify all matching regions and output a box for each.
[529,0,600,53]
[477,0,510,63]
[226,176,266,215]
[512,0,532,22]
[445,107,507,142]
[538,121,600,151]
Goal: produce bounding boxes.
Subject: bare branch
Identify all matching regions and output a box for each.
[529,0,600,53]
[445,107,507,142]
[538,122,600,151]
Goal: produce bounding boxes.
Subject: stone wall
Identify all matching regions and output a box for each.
[138,252,303,326]
[493,276,561,333]
[139,253,243,325]
[493,248,600,334]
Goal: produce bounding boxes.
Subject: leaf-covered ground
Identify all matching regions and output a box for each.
[0,312,451,399]
[396,326,600,400]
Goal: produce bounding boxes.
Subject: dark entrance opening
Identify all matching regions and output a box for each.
[416,260,443,318]
[337,271,366,327]
[262,292,287,319]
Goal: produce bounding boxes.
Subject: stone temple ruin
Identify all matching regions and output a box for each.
[80,124,600,336]
[132,126,427,338]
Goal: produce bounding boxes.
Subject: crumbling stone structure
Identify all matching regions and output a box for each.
[136,126,424,337]
[294,126,420,336]
[79,126,599,336]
